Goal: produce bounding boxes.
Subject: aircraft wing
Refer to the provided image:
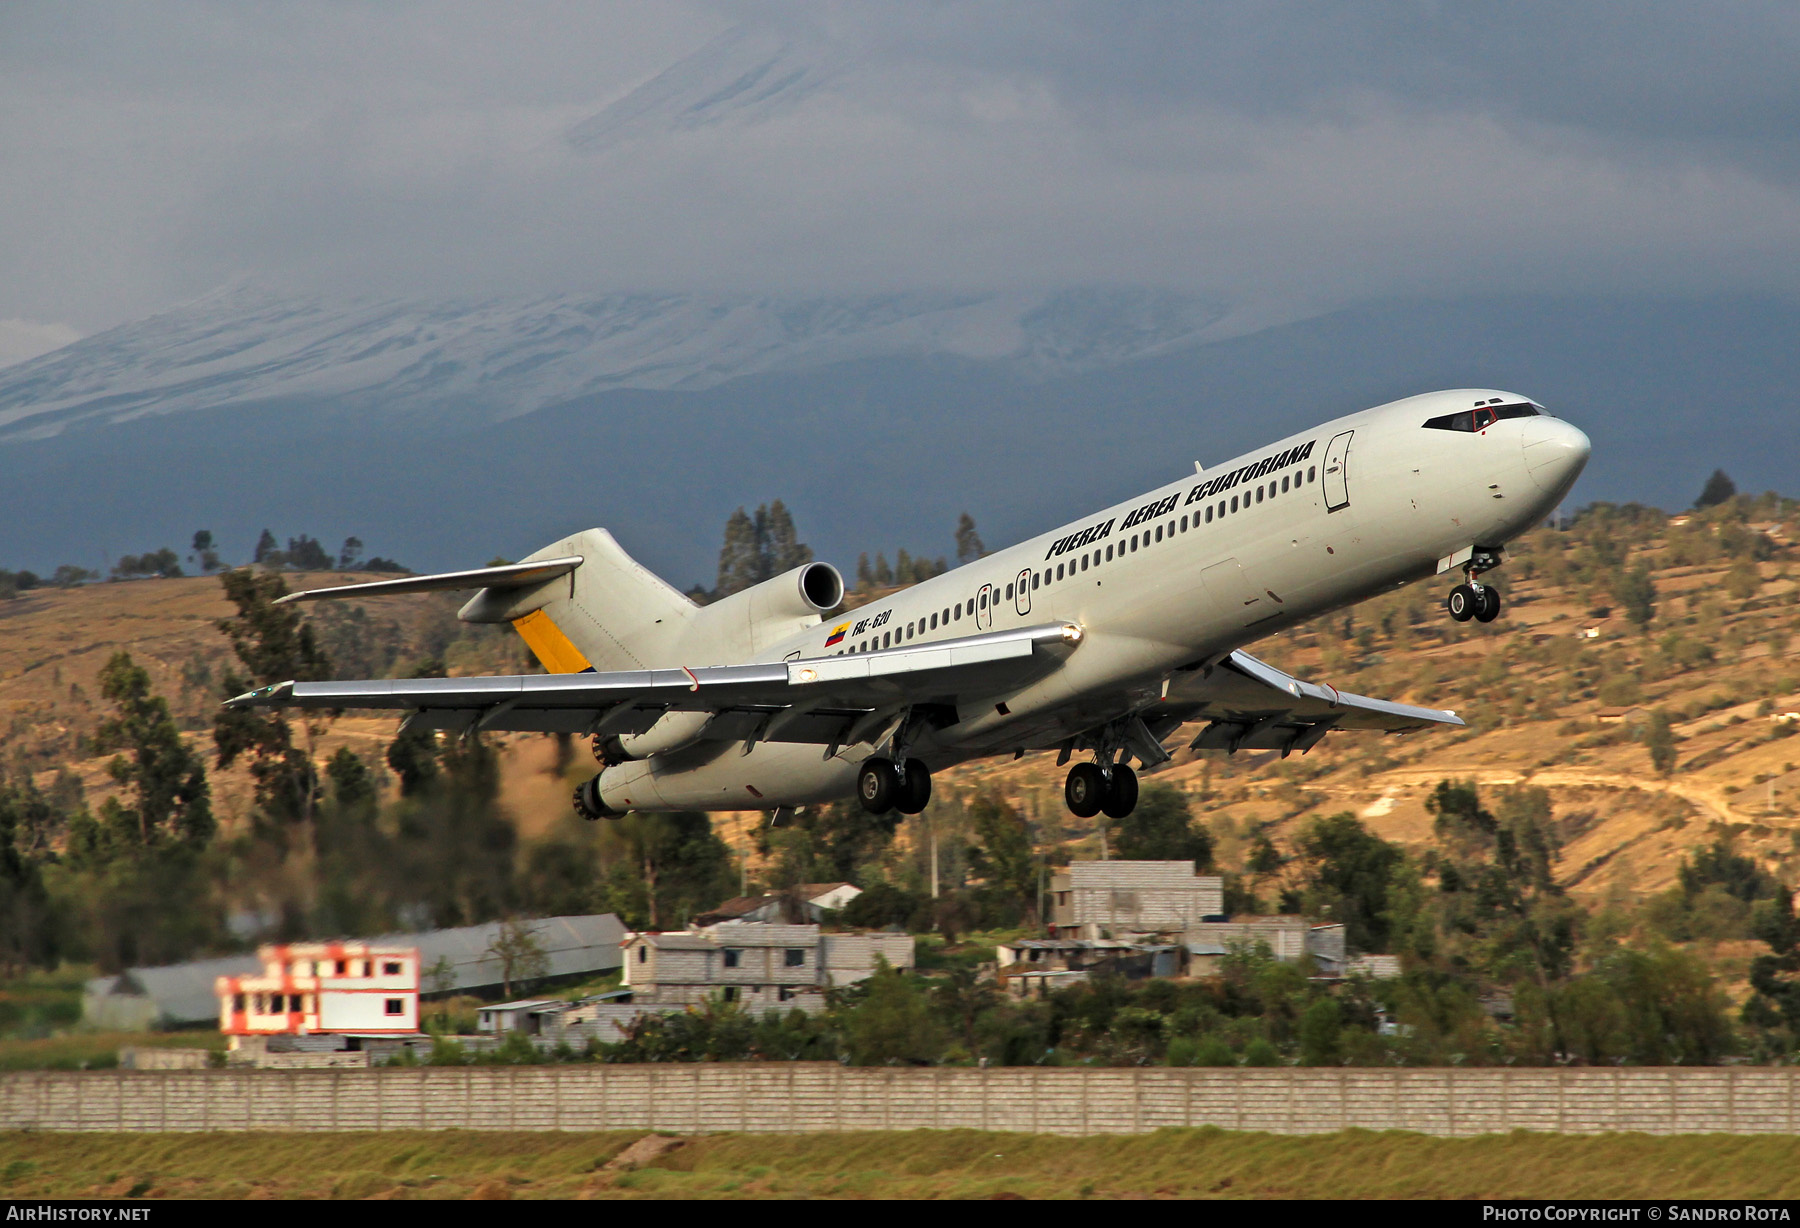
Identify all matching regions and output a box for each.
[1163,648,1463,755]
[224,622,1084,745]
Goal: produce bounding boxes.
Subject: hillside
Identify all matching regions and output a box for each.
[3,494,1797,905]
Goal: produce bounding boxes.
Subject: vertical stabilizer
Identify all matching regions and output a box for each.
[458,529,696,673]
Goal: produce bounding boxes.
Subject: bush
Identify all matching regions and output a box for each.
[1242,1037,1281,1067]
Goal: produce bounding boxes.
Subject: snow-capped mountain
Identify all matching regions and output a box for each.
[564,26,836,154]
[0,283,1223,444]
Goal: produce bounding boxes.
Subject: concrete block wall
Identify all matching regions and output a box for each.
[2,1066,1797,1136]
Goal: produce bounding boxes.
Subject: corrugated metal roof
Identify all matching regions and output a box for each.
[86,953,262,1026]
[84,913,626,1027]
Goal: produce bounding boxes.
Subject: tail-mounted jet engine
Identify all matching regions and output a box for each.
[588,560,848,767]
[572,775,622,821]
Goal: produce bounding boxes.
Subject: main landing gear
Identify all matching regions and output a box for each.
[857,757,932,816]
[1446,547,1504,624]
[1065,760,1138,820]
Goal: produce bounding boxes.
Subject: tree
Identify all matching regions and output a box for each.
[761,500,812,574]
[1109,784,1214,867]
[338,536,364,569]
[713,501,815,599]
[715,507,761,597]
[51,564,97,587]
[1292,813,1404,952]
[1614,563,1656,631]
[1643,709,1677,775]
[966,791,1037,923]
[0,778,58,977]
[284,535,332,571]
[837,959,946,1065]
[212,569,333,830]
[93,652,213,847]
[608,811,735,929]
[1425,780,1497,849]
[486,919,551,998]
[253,529,279,565]
[954,512,985,563]
[111,548,182,580]
[872,553,893,586]
[189,530,221,573]
[769,800,900,887]
[1695,469,1737,509]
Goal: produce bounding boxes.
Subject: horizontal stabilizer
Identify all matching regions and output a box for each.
[272,556,583,605]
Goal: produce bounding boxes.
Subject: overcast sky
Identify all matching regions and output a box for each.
[4,1,1800,355]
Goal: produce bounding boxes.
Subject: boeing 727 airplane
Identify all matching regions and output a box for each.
[229,389,1590,823]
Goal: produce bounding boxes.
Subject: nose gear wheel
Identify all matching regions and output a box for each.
[1447,546,1505,623]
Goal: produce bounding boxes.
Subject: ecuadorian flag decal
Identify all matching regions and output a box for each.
[824,621,850,648]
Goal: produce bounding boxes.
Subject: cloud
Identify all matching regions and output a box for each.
[2,2,1798,329]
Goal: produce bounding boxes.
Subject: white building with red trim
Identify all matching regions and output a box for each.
[215,943,419,1038]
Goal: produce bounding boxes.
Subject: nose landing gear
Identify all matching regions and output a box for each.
[1446,547,1504,624]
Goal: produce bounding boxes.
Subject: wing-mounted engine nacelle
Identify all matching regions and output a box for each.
[687,560,846,658]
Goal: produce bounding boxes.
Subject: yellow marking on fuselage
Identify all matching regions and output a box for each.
[510,608,592,674]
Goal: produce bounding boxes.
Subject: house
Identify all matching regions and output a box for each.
[215,943,420,1040]
[995,938,1180,996]
[1048,860,1224,938]
[83,913,626,1030]
[1595,705,1645,725]
[1182,918,1347,974]
[622,922,915,1013]
[693,883,863,927]
[476,999,565,1036]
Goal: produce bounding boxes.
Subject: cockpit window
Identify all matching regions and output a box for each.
[1422,402,1540,432]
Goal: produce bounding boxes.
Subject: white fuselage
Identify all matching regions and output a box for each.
[598,388,1590,811]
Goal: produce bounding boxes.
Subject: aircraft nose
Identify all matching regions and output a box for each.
[1522,416,1592,493]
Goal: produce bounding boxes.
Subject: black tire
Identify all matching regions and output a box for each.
[894,759,932,814]
[1101,763,1139,819]
[1065,762,1106,818]
[1474,586,1502,623]
[1446,584,1475,622]
[858,758,898,815]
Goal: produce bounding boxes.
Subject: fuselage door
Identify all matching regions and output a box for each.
[1323,429,1354,512]
[976,583,994,631]
[1015,568,1032,617]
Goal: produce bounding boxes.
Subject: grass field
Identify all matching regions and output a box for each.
[1,1128,1797,1199]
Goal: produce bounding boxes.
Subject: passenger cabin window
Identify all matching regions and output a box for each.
[1423,403,1539,432]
